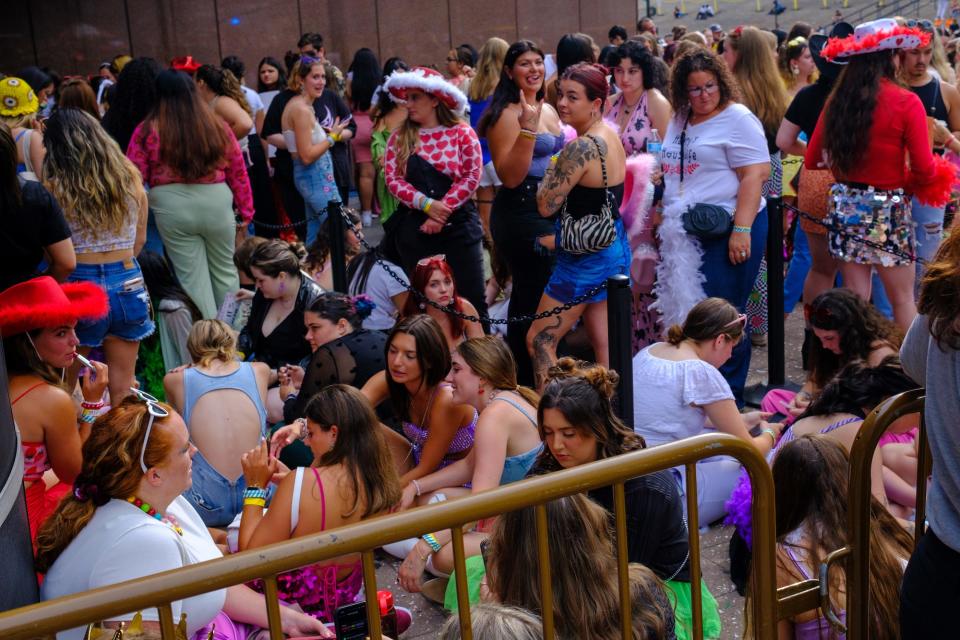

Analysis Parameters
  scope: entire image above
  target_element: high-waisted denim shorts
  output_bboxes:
[68,258,155,346]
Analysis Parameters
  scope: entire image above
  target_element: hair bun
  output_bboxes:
[351,294,376,320]
[581,365,619,400]
[666,324,685,345]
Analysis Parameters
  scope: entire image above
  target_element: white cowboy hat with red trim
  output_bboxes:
[821,18,929,60]
[383,67,468,113]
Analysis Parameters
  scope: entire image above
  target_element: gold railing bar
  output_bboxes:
[450,527,473,640]
[157,603,176,639]
[535,503,555,639]
[612,482,631,640]
[685,463,703,640]
[776,580,822,619]
[0,435,778,640]
[261,576,284,640]
[914,410,931,547]
[361,551,383,640]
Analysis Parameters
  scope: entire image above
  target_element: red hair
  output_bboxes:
[560,62,610,110]
[401,257,466,338]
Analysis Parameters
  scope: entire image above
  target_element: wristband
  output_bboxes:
[423,198,433,214]
[330,131,342,143]
[518,128,537,140]
[549,153,560,166]
[81,400,105,410]
[326,135,336,147]
[412,478,423,496]
[243,487,268,500]
[243,497,266,508]
[297,417,308,440]
[422,532,442,553]
[761,428,777,444]
[285,393,298,402]
[78,410,98,424]
[732,224,752,234]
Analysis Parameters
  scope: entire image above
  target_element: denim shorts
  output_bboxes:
[184,447,273,527]
[68,258,155,346]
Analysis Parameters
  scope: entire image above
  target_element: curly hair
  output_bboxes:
[101,57,162,153]
[608,40,658,91]
[668,48,740,116]
[797,357,918,420]
[822,50,897,175]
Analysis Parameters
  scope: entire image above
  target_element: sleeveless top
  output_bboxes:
[782,527,848,640]
[606,90,655,155]
[490,395,543,485]
[402,385,478,469]
[182,363,268,429]
[13,382,50,483]
[528,132,566,178]
[68,195,139,254]
[282,120,325,154]
[910,77,949,121]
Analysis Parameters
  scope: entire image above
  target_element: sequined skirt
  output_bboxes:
[826,183,916,266]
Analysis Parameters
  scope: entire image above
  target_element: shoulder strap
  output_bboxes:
[11,381,47,405]
[491,395,537,426]
[21,129,34,172]
[585,134,608,189]
[311,467,327,531]
[290,467,305,533]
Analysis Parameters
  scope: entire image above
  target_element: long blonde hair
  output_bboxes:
[42,108,141,240]
[728,26,789,141]
[469,38,510,101]
[392,102,463,174]
[197,65,253,116]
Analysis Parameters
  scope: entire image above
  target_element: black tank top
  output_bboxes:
[910,77,949,119]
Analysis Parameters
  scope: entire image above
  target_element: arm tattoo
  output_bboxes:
[537,137,602,215]
[532,316,563,390]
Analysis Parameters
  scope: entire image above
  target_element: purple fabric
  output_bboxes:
[192,611,256,640]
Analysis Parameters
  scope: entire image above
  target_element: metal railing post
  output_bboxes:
[606,274,634,427]
[328,201,348,293]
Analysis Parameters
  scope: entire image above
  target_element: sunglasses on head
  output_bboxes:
[907,19,935,32]
[724,313,748,331]
[130,388,170,473]
[417,254,447,266]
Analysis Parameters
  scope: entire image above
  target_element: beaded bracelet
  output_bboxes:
[732,225,752,234]
[80,400,105,410]
[422,532,442,553]
[244,497,267,508]
[243,487,268,501]
[330,131,342,143]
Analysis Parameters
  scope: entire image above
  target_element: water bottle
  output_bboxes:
[646,129,662,161]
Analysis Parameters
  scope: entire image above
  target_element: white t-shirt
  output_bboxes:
[661,102,769,215]
[241,85,264,136]
[349,258,409,331]
[42,496,225,640]
[632,345,735,446]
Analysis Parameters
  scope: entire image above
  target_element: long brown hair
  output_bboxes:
[303,385,401,518]
[772,436,913,640]
[2,330,62,386]
[455,336,539,408]
[385,315,451,421]
[35,397,178,572]
[488,494,673,640]
[728,26,789,141]
[919,228,960,349]
[666,297,744,346]
[196,64,252,116]
[139,69,230,182]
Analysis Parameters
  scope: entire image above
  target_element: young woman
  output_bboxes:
[656,49,770,405]
[770,436,912,639]
[37,395,329,639]
[43,108,150,404]
[545,33,597,107]
[56,78,100,120]
[302,207,362,290]
[394,337,542,589]
[346,48,381,228]
[632,298,783,525]
[382,67,485,315]
[238,385,402,628]
[163,320,271,527]
[529,63,630,388]
[807,19,954,331]
[779,36,816,96]
[195,64,254,142]
[101,56,162,156]
[467,37,509,238]
[370,57,410,240]
[400,254,483,350]
[604,40,673,353]
[346,246,409,332]
[485,494,677,640]
[0,277,109,543]
[0,76,45,180]
[538,357,722,638]
[127,69,253,319]
[257,57,287,102]
[480,40,564,386]
[281,58,347,246]
[445,45,474,88]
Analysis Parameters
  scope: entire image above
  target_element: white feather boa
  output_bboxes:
[650,200,707,331]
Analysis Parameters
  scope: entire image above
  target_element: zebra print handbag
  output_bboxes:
[558,134,616,255]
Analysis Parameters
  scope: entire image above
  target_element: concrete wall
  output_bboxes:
[0,0,642,87]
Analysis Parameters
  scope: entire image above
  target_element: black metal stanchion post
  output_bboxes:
[606,275,634,427]
[328,201,348,293]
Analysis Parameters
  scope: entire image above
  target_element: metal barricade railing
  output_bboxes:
[846,389,928,640]
[0,434,779,640]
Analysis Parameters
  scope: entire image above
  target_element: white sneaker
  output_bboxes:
[361,210,373,227]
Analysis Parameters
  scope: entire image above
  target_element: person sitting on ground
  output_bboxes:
[37,394,329,639]
[302,208,362,290]
[238,385,407,630]
[484,493,677,640]
[139,250,203,372]
[346,245,409,333]
[765,435,912,639]
[400,254,483,352]
[163,319,271,527]
[219,235,268,332]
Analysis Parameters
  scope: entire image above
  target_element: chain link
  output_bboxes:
[784,202,929,267]
[332,203,607,325]
[249,213,317,231]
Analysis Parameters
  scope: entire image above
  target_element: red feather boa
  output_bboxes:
[908,154,958,207]
[821,26,930,60]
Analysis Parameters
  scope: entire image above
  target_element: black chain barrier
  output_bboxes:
[329,203,607,325]
[249,215,313,231]
[784,202,930,267]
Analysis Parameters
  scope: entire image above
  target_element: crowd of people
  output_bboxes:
[3,11,960,640]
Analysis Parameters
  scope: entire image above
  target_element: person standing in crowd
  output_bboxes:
[530,63,630,388]
[655,49,769,406]
[1,277,109,544]
[297,32,346,97]
[195,64,255,156]
[899,25,960,285]
[467,37,509,240]
[221,55,266,140]
[480,40,563,385]
[445,45,474,89]
[806,19,954,332]
[779,36,816,97]
[383,67,486,316]
[371,57,410,245]
[346,48,381,228]
[900,228,960,637]
[280,57,347,245]
[604,40,672,353]
[101,57,162,154]
[545,33,597,107]
[257,57,287,109]
[0,123,74,289]
[56,78,100,120]
[1,76,45,180]
[138,250,202,372]
[43,109,150,404]
[127,69,253,319]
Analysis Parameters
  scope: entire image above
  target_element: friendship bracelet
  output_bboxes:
[330,131,342,143]
[518,128,537,140]
[243,497,267,508]
[78,411,98,424]
[761,428,777,444]
[412,478,423,497]
[422,532,442,553]
[423,198,433,214]
[732,224,752,234]
[243,487,268,501]
[549,153,560,166]
[326,135,336,147]
[80,400,105,410]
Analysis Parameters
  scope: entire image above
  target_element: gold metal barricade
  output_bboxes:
[0,433,779,639]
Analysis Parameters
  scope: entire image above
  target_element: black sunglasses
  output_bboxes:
[907,19,935,32]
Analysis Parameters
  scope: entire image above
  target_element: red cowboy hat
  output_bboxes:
[0,277,108,337]
[170,55,202,73]
[383,67,468,113]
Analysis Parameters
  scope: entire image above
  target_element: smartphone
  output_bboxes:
[121,276,144,292]
[333,601,368,640]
